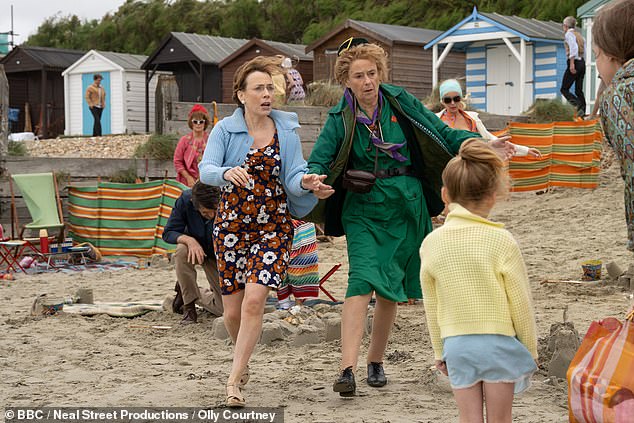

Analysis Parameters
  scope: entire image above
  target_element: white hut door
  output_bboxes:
[486,44,533,115]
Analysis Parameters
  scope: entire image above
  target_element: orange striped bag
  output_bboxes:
[567,310,634,422]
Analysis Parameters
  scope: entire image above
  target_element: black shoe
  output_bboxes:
[180,301,197,325]
[367,362,387,387]
[173,282,184,314]
[333,366,356,397]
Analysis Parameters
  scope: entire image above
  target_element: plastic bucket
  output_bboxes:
[582,260,602,281]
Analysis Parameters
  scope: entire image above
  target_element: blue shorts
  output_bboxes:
[442,334,537,394]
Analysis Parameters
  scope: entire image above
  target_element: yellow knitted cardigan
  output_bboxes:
[420,203,538,360]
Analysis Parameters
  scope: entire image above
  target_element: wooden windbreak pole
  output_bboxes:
[8,175,18,239]
[53,172,64,225]
[0,64,9,159]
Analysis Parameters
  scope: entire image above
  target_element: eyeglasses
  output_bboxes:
[192,120,206,125]
[442,96,461,104]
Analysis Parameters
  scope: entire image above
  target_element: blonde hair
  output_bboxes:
[334,43,389,85]
[593,0,634,64]
[442,139,508,205]
[232,56,280,107]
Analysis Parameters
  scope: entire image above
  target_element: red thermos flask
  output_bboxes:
[39,229,49,253]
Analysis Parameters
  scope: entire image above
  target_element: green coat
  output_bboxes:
[307,83,477,236]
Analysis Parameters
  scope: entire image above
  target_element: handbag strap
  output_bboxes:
[343,94,379,176]
[343,139,379,176]
[372,145,378,174]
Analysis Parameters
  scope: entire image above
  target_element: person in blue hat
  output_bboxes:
[436,79,541,158]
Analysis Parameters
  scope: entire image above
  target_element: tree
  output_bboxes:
[24,0,589,53]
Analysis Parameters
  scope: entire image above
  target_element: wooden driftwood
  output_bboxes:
[540,279,602,285]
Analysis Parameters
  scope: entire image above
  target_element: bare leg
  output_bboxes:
[222,290,245,344]
[453,383,485,423]
[366,295,397,364]
[340,293,373,370]
[227,283,269,385]
[483,382,514,423]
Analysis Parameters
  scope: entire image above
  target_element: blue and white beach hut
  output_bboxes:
[425,7,565,115]
[62,50,170,136]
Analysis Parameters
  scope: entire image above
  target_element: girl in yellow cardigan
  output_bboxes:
[420,139,538,423]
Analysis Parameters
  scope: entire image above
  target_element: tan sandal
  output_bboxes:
[239,365,250,387]
[226,383,245,408]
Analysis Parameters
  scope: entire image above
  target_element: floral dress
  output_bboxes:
[213,133,293,295]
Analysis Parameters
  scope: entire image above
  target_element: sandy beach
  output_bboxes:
[1,157,632,423]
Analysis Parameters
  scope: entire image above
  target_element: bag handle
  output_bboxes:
[343,95,379,176]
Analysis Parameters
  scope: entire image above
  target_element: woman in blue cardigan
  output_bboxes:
[199,56,332,408]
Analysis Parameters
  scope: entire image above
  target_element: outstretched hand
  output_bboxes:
[302,174,335,199]
[489,135,515,161]
[527,147,542,158]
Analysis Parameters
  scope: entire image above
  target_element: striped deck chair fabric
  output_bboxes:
[508,119,603,192]
[278,220,320,301]
[68,180,187,257]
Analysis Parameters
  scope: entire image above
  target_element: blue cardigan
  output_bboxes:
[199,108,317,218]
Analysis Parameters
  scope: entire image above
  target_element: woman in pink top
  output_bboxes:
[174,104,211,187]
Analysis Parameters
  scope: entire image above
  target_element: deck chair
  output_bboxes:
[278,220,342,304]
[9,172,65,242]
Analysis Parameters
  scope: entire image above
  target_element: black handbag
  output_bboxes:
[342,146,378,194]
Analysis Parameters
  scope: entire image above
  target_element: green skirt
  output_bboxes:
[342,175,431,302]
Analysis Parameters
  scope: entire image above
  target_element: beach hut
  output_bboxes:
[141,32,249,132]
[0,46,84,138]
[578,0,614,113]
[305,19,465,100]
[142,33,248,102]
[218,38,313,103]
[62,50,169,136]
[425,7,564,115]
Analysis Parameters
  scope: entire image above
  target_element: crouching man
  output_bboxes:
[163,181,223,324]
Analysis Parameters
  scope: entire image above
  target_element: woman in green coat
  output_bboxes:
[307,38,513,396]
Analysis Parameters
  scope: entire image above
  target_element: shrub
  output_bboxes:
[8,141,28,156]
[133,133,179,160]
[109,167,139,184]
[305,81,344,107]
[524,99,576,123]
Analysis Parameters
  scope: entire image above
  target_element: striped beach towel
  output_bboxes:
[278,220,320,301]
[68,180,187,257]
[508,119,603,192]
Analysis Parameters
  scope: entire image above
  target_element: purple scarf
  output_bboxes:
[343,88,407,162]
